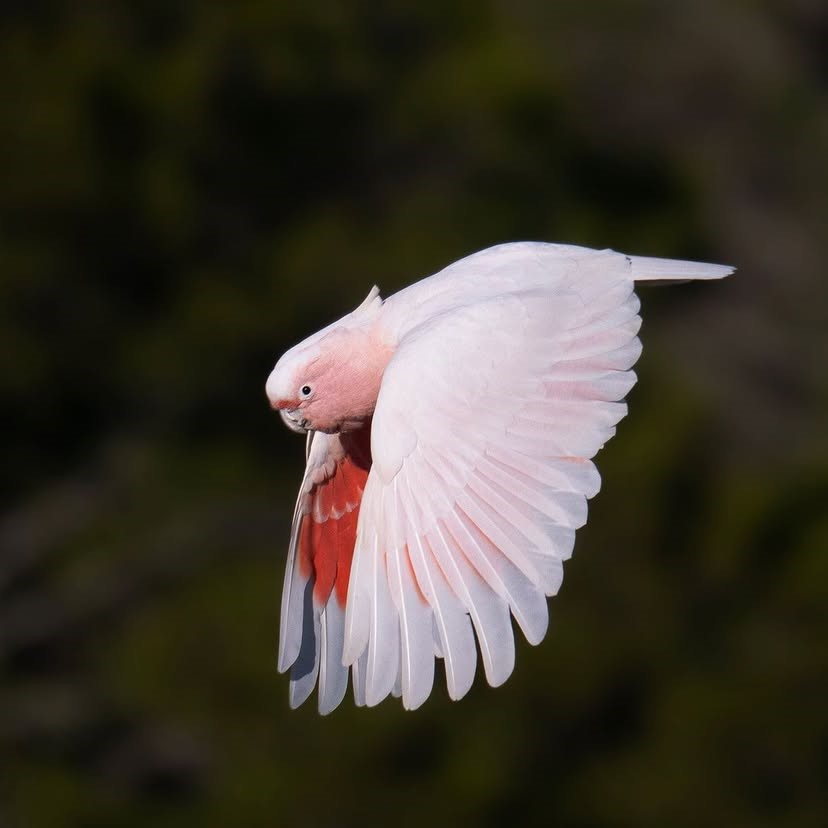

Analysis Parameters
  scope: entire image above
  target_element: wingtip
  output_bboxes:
[317,697,338,716]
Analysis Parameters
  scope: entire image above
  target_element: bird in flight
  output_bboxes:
[266,242,733,713]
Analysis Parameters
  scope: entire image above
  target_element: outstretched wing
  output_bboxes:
[278,427,371,713]
[343,252,642,709]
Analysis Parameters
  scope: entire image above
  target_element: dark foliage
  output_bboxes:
[1,2,826,826]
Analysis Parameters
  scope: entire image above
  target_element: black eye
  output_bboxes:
[300,385,312,398]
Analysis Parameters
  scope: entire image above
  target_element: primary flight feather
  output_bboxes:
[265,241,734,713]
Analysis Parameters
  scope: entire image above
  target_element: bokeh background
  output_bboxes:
[2,2,827,826]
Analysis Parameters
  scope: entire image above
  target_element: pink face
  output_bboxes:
[275,358,342,433]
[266,354,326,432]
[266,329,393,434]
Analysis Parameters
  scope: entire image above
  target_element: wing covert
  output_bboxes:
[344,257,642,709]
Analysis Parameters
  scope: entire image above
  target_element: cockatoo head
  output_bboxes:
[265,287,391,434]
[265,341,328,434]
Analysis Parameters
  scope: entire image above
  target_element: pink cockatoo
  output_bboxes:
[265,242,733,713]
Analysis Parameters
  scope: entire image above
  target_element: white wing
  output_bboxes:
[380,242,733,341]
[342,250,644,709]
[278,428,371,713]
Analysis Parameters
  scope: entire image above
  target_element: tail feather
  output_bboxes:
[628,255,735,283]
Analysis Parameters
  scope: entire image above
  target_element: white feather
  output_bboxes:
[288,580,321,709]
[387,546,435,709]
[485,446,602,498]
[409,529,477,700]
[449,502,549,645]
[476,456,588,532]
[402,463,478,699]
[364,523,400,706]
[274,240,733,712]
[352,648,368,707]
[433,516,515,687]
[317,598,349,715]
[277,473,313,673]
[628,254,735,281]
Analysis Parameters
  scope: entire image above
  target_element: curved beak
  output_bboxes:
[279,408,308,434]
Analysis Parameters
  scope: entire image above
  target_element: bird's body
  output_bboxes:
[265,242,733,713]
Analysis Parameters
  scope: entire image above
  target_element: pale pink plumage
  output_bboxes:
[265,241,734,712]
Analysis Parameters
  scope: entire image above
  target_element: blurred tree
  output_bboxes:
[1,2,826,827]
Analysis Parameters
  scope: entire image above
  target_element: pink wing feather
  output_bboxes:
[343,253,642,709]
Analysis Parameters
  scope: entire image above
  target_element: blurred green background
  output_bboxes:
[2,1,827,826]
